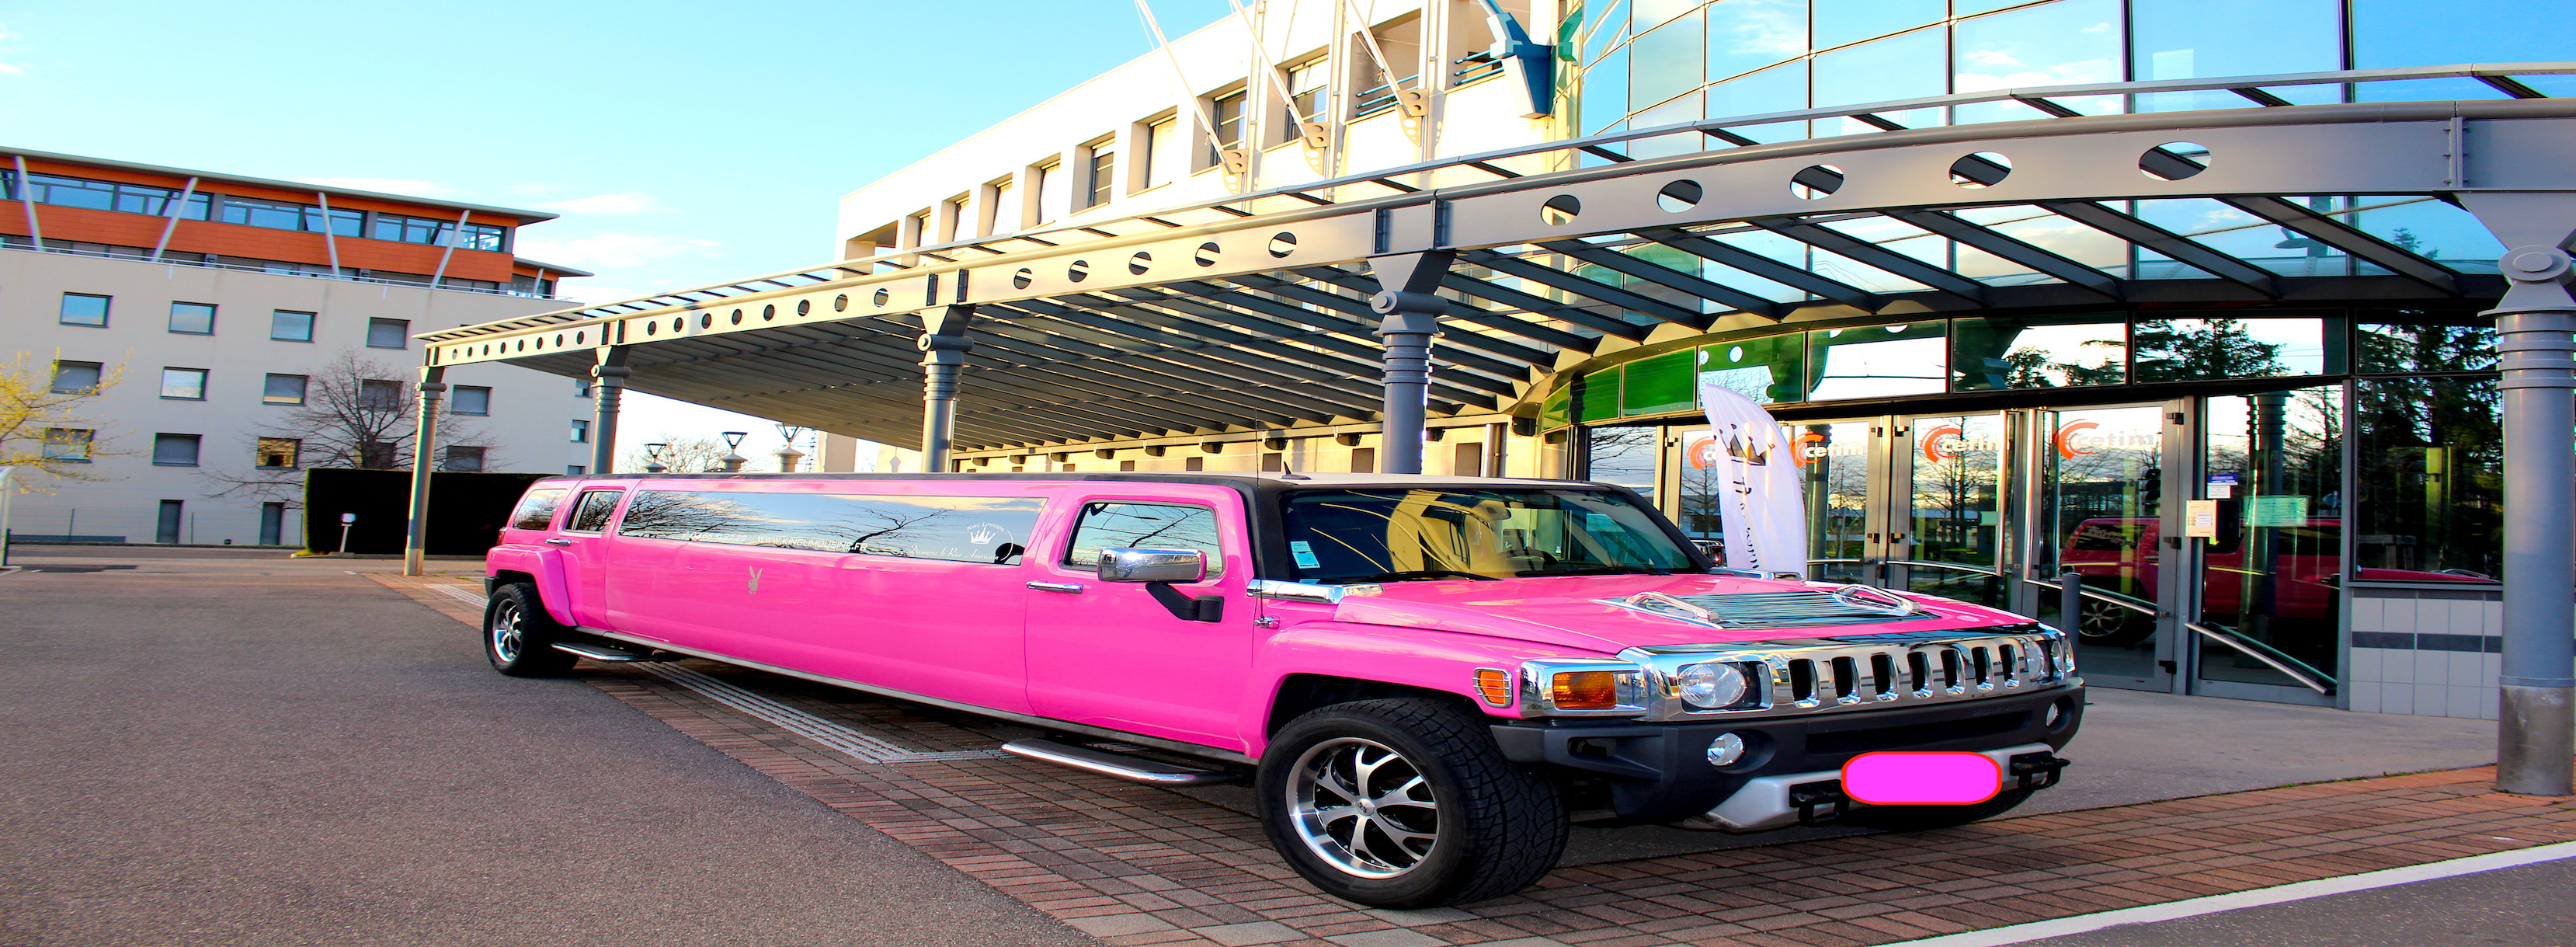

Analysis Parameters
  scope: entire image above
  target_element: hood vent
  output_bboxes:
[1597,590,1944,629]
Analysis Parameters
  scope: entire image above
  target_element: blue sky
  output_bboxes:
[0,0,1234,458]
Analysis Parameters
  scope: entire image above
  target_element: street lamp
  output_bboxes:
[718,430,749,473]
[774,423,807,472]
[643,442,669,474]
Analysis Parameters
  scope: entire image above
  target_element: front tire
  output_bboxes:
[484,583,576,677]
[1256,698,1566,908]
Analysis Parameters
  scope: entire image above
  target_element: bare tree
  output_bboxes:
[620,433,730,473]
[200,349,492,505]
[0,351,128,489]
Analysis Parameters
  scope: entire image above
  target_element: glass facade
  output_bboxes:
[1562,0,2576,134]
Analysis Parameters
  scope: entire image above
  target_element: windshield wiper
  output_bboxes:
[1344,569,1501,583]
[1517,566,1670,578]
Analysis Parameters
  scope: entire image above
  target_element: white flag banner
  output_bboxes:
[1697,380,1809,576]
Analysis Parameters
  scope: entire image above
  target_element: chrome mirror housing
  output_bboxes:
[1097,547,1206,583]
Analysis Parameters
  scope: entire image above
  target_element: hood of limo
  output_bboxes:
[1326,573,2031,653]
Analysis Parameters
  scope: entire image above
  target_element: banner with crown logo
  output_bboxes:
[1697,380,1809,576]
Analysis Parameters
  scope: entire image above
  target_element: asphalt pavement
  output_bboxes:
[0,548,1096,946]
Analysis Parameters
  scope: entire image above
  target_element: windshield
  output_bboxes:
[1278,487,1699,583]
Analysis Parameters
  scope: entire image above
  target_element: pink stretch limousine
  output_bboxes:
[484,472,2080,907]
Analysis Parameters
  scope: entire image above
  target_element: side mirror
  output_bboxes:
[1098,547,1207,583]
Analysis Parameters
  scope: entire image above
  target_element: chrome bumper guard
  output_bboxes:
[1692,743,2066,832]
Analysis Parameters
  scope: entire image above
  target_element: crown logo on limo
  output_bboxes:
[967,524,1000,545]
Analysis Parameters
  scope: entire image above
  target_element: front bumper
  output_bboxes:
[1489,683,2084,824]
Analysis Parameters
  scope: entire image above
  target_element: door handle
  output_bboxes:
[1026,581,1085,594]
[544,538,572,546]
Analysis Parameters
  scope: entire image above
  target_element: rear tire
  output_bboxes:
[484,583,576,677]
[1844,787,2033,832]
[1256,698,1566,908]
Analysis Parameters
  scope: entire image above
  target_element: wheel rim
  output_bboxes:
[1286,737,1440,879]
[2076,601,2129,640]
[490,599,524,662]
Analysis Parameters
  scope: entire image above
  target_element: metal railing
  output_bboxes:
[2018,574,2334,693]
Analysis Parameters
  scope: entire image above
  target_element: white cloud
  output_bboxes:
[0,23,26,75]
[298,177,454,197]
[534,192,664,215]
[514,232,720,270]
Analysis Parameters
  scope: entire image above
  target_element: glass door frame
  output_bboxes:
[2008,399,2191,695]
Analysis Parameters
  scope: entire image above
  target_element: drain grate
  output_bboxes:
[640,663,1006,764]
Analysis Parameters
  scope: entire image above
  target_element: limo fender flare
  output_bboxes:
[1239,621,1613,759]
[487,545,578,628]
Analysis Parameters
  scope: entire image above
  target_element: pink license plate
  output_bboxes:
[1841,752,2002,805]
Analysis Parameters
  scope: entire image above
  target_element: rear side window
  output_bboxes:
[1062,502,1225,576]
[565,489,624,533]
[509,489,567,530]
[617,490,1044,564]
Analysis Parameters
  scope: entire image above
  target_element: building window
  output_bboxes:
[50,360,103,395]
[1083,144,1116,209]
[371,214,505,251]
[160,367,209,400]
[1284,57,1329,138]
[360,440,398,468]
[574,378,593,398]
[571,419,590,443]
[256,437,301,469]
[1032,162,1060,225]
[218,196,361,235]
[41,428,93,461]
[1207,91,1247,168]
[451,385,492,416]
[1140,117,1175,190]
[983,177,1016,235]
[358,379,405,412]
[263,374,309,406]
[152,433,202,467]
[443,445,487,472]
[4,170,210,218]
[271,310,315,342]
[60,293,110,327]
[367,318,411,350]
[168,302,217,335]
[566,465,586,475]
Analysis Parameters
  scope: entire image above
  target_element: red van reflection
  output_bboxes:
[2058,517,2492,645]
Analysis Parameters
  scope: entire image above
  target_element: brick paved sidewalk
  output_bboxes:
[373,573,2576,947]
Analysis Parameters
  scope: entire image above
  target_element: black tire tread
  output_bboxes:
[485,583,577,677]
[1261,697,1566,907]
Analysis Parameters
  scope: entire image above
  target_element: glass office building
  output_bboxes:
[1541,0,2574,712]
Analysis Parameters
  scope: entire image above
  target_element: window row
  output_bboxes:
[39,429,499,473]
[55,293,411,346]
[2,169,508,250]
[46,360,495,415]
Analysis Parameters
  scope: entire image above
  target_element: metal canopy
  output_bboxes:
[421,65,2576,451]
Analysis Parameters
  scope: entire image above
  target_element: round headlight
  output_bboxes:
[1705,732,1746,767]
[1677,662,1749,709]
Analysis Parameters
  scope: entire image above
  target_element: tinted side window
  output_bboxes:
[566,489,624,532]
[1062,502,1225,576]
[617,490,1042,564]
[509,489,567,531]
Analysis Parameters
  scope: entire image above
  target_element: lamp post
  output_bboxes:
[643,442,669,474]
[718,431,749,473]
[774,424,807,473]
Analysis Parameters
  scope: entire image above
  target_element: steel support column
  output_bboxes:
[2463,193,2576,797]
[919,305,975,473]
[1367,251,1453,475]
[591,346,630,475]
[402,366,447,577]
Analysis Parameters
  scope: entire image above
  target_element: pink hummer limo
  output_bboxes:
[483,472,2079,907]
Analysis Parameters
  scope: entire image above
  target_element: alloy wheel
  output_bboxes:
[490,599,524,661]
[1286,737,1441,878]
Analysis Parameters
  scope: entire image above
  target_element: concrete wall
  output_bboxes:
[4,249,590,546]
[2345,585,2512,721]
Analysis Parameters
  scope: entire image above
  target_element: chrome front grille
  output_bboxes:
[1613,624,2074,722]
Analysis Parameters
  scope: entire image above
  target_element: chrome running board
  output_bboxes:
[551,640,667,663]
[1002,739,1240,785]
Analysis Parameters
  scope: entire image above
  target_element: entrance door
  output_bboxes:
[1790,419,1882,584]
[156,500,183,545]
[2186,388,2342,704]
[1886,413,2012,609]
[2029,404,2180,691]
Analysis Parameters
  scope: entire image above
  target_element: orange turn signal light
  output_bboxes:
[1551,671,1620,709]
[1472,668,1513,705]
